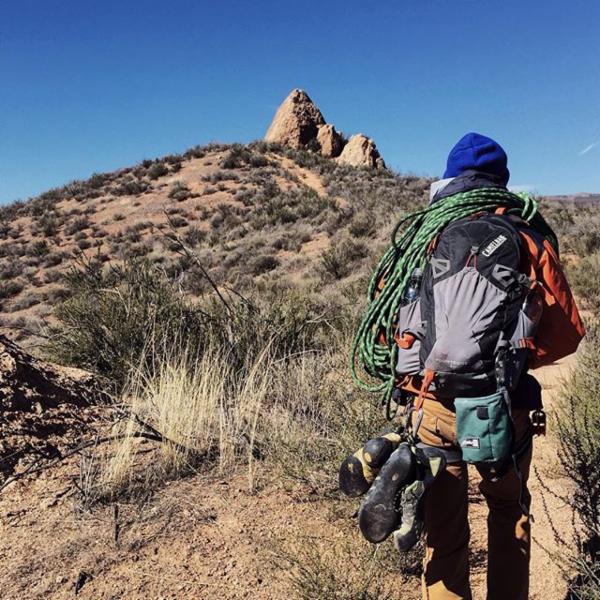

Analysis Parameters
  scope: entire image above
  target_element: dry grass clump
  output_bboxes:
[90,334,382,503]
[96,344,271,500]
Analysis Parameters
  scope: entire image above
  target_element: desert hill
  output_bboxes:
[2,88,597,354]
[0,141,427,350]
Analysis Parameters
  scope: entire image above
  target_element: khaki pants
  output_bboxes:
[414,398,532,600]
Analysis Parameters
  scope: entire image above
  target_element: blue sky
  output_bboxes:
[1,0,599,203]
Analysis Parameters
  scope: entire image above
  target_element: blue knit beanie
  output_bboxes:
[443,132,509,185]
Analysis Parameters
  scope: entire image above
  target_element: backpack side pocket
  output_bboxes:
[395,300,424,377]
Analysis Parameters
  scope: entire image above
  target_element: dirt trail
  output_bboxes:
[0,357,577,600]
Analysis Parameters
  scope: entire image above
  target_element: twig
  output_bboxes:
[113,503,120,547]
[0,431,161,493]
[161,211,233,315]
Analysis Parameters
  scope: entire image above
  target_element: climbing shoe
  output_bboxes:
[358,442,416,543]
[393,446,447,552]
[339,432,402,498]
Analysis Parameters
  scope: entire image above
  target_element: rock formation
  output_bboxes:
[337,134,386,169]
[264,89,325,149]
[265,89,385,168]
[317,124,344,158]
[0,334,107,481]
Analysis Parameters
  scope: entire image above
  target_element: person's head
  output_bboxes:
[444,132,509,184]
[429,132,510,201]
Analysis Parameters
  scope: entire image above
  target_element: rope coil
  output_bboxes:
[350,188,557,413]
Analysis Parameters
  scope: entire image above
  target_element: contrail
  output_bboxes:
[579,140,600,156]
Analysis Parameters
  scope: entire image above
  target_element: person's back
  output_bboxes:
[343,132,585,600]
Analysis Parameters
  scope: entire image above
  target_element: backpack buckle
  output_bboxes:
[531,409,546,436]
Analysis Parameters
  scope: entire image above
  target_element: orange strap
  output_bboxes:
[427,234,440,254]
[518,337,536,350]
[396,332,416,349]
[414,368,435,411]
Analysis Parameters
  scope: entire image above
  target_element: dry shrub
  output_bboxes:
[278,533,419,600]
[320,238,369,280]
[262,342,386,490]
[568,252,600,313]
[540,320,600,598]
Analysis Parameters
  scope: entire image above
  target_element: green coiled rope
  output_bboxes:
[350,187,557,415]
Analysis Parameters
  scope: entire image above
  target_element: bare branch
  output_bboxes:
[161,210,233,314]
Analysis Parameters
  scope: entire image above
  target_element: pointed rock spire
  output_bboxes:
[265,89,326,149]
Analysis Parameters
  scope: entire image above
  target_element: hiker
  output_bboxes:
[343,133,585,600]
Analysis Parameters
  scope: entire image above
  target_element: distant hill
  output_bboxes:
[546,192,600,203]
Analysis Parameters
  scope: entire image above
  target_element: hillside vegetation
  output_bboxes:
[1,142,600,599]
[0,142,428,349]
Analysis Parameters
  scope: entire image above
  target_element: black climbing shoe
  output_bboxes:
[358,442,416,543]
[393,446,447,552]
[339,433,401,498]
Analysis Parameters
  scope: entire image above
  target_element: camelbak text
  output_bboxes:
[482,234,508,257]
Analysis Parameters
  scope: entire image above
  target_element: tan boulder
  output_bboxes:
[337,134,386,169]
[265,89,325,148]
[265,89,386,168]
[316,124,345,158]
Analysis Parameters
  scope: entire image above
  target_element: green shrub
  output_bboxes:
[39,213,59,237]
[184,226,206,246]
[349,211,376,238]
[44,252,65,267]
[568,253,600,312]
[46,259,206,391]
[0,258,24,279]
[220,145,271,169]
[113,179,149,196]
[147,162,169,180]
[251,254,279,275]
[65,216,90,236]
[9,293,40,312]
[168,181,191,202]
[28,240,49,257]
[76,239,92,250]
[320,239,369,280]
[0,280,24,299]
[168,215,188,228]
[46,259,333,392]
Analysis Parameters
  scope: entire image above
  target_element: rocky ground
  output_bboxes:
[0,334,108,483]
[0,354,576,600]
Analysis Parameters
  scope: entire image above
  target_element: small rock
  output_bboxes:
[337,134,386,169]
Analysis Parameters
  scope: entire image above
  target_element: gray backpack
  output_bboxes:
[395,213,541,471]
